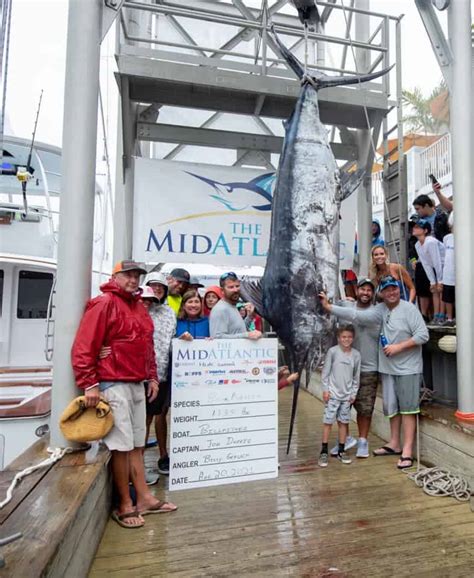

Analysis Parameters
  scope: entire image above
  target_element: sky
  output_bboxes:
[4,0,464,148]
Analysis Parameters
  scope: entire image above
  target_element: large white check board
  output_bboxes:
[169,338,279,491]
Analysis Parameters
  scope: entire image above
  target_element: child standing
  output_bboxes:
[412,219,446,325]
[318,325,361,467]
[442,213,455,326]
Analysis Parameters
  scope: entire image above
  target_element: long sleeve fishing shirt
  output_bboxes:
[209,299,249,339]
[331,300,429,376]
[321,345,361,400]
[415,236,446,285]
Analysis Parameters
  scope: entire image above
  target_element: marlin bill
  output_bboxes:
[242,29,392,451]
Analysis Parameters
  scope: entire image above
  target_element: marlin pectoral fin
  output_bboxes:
[240,278,264,316]
[339,168,365,201]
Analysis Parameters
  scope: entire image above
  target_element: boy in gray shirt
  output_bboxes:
[318,325,361,468]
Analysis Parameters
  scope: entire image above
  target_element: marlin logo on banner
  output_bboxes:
[133,158,357,268]
[185,171,275,212]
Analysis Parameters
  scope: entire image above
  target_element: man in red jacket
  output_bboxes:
[72,260,177,529]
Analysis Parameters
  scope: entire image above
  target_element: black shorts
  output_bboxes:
[146,381,171,416]
[414,262,431,298]
[442,284,455,304]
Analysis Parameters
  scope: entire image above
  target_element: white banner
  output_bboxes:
[133,158,356,269]
[169,338,279,491]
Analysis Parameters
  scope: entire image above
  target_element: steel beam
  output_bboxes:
[50,0,102,448]
[414,0,453,89]
[355,0,372,277]
[136,121,358,160]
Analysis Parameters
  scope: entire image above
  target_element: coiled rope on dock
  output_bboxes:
[0,447,72,510]
[407,466,472,502]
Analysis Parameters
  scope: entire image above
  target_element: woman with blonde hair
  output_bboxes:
[369,245,416,303]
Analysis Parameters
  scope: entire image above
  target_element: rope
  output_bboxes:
[303,21,309,75]
[339,0,403,268]
[0,447,73,510]
[407,466,471,502]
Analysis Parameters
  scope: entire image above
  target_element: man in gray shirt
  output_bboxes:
[210,272,262,340]
[319,275,429,470]
[332,278,380,459]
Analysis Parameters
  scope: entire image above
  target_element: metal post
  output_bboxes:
[395,18,406,265]
[113,103,135,263]
[128,0,152,159]
[449,0,474,419]
[50,0,102,447]
[355,0,372,276]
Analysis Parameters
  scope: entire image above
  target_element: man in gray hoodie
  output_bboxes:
[319,275,429,470]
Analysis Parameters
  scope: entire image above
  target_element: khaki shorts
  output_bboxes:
[100,382,146,451]
[353,371,379,417]
[381,373,422,418]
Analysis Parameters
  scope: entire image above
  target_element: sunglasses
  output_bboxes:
[220,271,238,282]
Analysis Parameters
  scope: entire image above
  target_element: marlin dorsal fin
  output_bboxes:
[339,168,365,201]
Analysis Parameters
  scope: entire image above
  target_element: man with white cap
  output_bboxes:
[145,272,177,478]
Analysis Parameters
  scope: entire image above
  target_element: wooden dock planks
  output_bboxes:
[90,389,474,577]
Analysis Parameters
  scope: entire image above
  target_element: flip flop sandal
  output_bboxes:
[112,510,145,529]
[397,457,414,470]
[139,500,178,515]
[372,446,402,457]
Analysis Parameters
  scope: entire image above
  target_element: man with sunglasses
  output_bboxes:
[210,272,262,340]
[319,275,428,470]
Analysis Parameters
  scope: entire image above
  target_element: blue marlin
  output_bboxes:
[242,30,391,452]
[185,171,275,211]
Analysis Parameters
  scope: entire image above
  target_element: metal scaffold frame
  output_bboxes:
[113,0,405,267]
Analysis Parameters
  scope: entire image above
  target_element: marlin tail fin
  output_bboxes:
[271,26,393,88]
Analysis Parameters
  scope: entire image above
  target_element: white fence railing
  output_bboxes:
[371,170,384,208]
[418,133,451,188]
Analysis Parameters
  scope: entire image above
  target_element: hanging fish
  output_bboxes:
[242,30,392,452]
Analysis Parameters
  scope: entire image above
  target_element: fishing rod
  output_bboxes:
[17,89,43,216]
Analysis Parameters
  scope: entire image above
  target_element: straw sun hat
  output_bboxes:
[59,396,114,443]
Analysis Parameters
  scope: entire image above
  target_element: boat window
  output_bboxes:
[17,270,54,319]
[0,270,3,316]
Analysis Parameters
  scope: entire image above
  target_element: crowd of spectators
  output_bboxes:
[365,181,455,326]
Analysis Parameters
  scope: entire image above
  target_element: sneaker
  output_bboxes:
[145,469,160,486]
[337,451,352,465]
[318,453,329,468]
[157,455,170,475]
[330,435,357,456]
[356,438,369,458]
[443,319,456,328]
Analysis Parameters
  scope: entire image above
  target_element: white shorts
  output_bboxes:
[100,382,146,451]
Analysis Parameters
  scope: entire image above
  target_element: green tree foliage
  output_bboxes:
[402,81,448,135]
